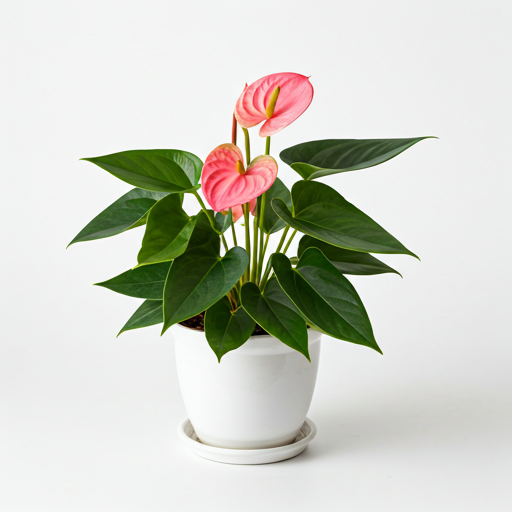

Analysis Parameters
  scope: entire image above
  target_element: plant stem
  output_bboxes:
[255,135,272,284]
[230,209,238,246]
[243,203,251,282]
[251,214,258,282]
[192,191,229,252]
[231,114,237,145]
[242,127,251,165]
[257,232,269,282]
[259,225,290,289]
[282,229,297,255]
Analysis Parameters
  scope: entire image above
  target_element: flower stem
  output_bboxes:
[230,209,238,246]
[231,114,237,145]
[265,136,271,155]
[282,229,297,255]
[243,203,251,282]
[242,127,251,165]
[257,232,269,282]
[192,191,229,252]
[259,225,290,289]
[251,214,258,282]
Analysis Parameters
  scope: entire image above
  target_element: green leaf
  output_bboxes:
[241,279,309,360]
[81,149,203,193]
[204,297,255,362]
[215,210,232,233]
[67,188,169,247]
[258,178,292,234]
[185,210,220,256]
[298,235,401,276]
[95,261,171,299]
[137,194,196,267]
[162,247,249,333]
[117,300,163,336]
[272,249,381,353]
[272,180,417,258]
[280,137,435,180]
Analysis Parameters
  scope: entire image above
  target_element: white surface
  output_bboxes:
[1,0,511,511]
[177,418,317,465]
[174,326,321,449]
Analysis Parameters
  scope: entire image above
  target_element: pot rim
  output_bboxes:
[172,323,322,356]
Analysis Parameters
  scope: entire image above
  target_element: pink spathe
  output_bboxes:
[202,143,277,212]
[234,73,314,137]
[227,199,257,223]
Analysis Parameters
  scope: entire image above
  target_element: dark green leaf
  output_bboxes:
[280,137,435,180]
[272,249,381,353]
[205,297,255,362]
[81,149,203,193]
[162,247,249,333]
[137,194,196,267]
[67,188,169,247]
[215,210,232,233]
[95,261,171,299]
[258,178,292,234]
[298,235,401,276]
[272,180,417,258]
[185,211,220,256]
[117,300,163,336]
[241,279,309,360]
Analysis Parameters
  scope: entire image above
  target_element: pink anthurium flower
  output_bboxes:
[202,144,277,212]
[225,199,257,223]
[234,73,313,137]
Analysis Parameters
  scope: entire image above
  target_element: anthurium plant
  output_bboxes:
[69,72,434,362]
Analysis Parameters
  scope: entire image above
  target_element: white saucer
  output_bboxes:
[177,418,317,465]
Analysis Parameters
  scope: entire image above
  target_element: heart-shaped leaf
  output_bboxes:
[241,279,309,360]
[272,180,417,258]
[82,149,203,193]
[185,210,220,256]
[95,261,171,300]
[67,188,169,247]
[258,177,292,234]
[162,247,249,333]
[272,249,381,353]
[280,137,435,180]
[298,235,400,276]
[118,300,163,336]
[215,210,232,233]
[205,297,255,362]
[137,194,196,267]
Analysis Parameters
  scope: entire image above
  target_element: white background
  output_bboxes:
[1,0,511,510]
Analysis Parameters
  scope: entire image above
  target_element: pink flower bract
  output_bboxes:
[234,73,314,137]
[202,144,277,212]
[227,199,257,223]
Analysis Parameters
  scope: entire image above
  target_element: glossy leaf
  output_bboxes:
[272,249,381,353]
[215,210,232,233]
[298,235,400,276]
[272,180,417,258]
[205,297,255,362]
[258,177,292,234]
[137,194,196,267]
[82,149,203,193]
[162,247,249,334]
[280,137,434,180]
[118,300,163,336]
[241,279,309,360]
[67,188,169,247]
[95,261,171,299]
[185,210,220,256]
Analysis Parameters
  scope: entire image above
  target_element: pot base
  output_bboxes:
[177,418,317,465]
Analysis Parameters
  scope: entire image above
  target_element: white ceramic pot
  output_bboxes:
[172,325,322,449]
